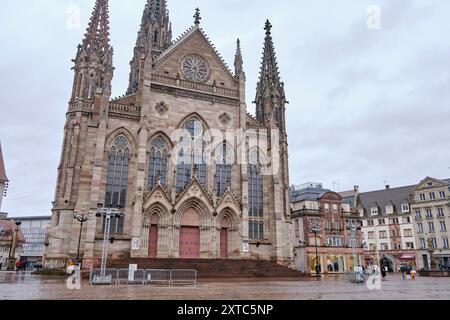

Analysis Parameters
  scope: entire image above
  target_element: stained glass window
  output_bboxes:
[104,135,129,234]
[147,138,168,190]
[248,150,264,240]
[176,119,207,193]
[215,142,232,197]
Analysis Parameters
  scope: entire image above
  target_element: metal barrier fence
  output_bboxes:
[116,269,146,285]
[89,268,197,286]
[145,269,172,285]
[344,271,369,284]
[89,268,118,285]
[171,269,198,286]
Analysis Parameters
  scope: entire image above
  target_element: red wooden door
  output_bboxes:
[148,225,158,258]
[179,227,200,258]
[220,228,228,258]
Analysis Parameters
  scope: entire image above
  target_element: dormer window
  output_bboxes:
[385,205,394,215]
[370,207,379,216]
[401,203,410,213]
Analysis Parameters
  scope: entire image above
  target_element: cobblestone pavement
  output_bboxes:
[0,272,449,300]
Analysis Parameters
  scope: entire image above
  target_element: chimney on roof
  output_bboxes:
[354,185,359,192]
[385,185,390,190]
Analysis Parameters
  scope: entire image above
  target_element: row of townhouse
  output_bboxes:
[340,177,450,271]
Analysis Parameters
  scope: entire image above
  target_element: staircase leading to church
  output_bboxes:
[103,258,306,279]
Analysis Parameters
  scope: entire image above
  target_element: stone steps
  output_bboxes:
[102,258,306,278]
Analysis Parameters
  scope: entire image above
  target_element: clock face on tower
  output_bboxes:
[181,55,209,82]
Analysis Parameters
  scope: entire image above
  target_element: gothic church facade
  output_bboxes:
[44,0,293,269]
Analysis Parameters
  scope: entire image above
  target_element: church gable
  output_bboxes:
[174,178,215,213]
[154,27,237,89]
[143,185,172,211]
[216,189,241,216]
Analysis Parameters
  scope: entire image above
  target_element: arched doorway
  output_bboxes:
[220,218,230,258]
[380,254,395,272]
[179,208,200,258]
[148,214,159,258]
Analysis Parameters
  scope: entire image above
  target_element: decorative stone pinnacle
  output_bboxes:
[194,7,201,25]
[234,38,244,75]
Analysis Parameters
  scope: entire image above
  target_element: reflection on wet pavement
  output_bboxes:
[1,272,449,300]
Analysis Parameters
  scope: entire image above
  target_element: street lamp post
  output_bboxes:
[346,218,360,272]
[93,205,124,284]
[73,209,93,263]
[7,221,21,270]
[309,219,321,275]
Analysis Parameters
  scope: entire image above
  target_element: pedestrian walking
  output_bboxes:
[406,266,411,280]
[411,268,417,280]
[381,267,387,279]
[400,265,406,280]
[15,259,22,272]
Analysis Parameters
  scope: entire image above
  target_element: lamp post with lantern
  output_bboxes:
[309,219,321,275]
[73,209,94,264]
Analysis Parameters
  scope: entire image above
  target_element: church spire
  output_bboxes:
[70,0,113,103]
[82,0,111,53]
[136,0,172,53]
[255,20,287,131]
[234,39,243,76]
[257,20,281,90]
[127,0,172,95]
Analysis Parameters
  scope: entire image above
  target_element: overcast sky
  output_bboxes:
[0,0,449,216]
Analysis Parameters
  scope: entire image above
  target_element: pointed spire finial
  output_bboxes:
[194,8,201,25]
[264,19,272,35]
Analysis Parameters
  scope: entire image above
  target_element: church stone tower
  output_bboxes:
[44,0,294,270]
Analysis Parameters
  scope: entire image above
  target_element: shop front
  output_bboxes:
[308,253,324,274]
[399,253,417,269]
[326,254,345,273]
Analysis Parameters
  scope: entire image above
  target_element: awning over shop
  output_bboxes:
[400,254,416,260]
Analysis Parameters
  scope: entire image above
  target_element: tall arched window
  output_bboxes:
[147,137,169,190]
[248,150,264,240]
[104,135,130,234]
[153,28,160,44]
[215,142,232,197]
[176,119,207,193]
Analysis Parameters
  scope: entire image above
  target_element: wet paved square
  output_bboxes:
[0,272,449,300]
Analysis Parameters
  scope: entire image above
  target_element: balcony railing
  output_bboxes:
[151,74,239,98]
[68,101,94,113]
[108,103,141,119]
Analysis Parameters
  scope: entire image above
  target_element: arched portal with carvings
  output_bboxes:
[142,203,170,258]
[179,208,201,258]
[216,208,241,259]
